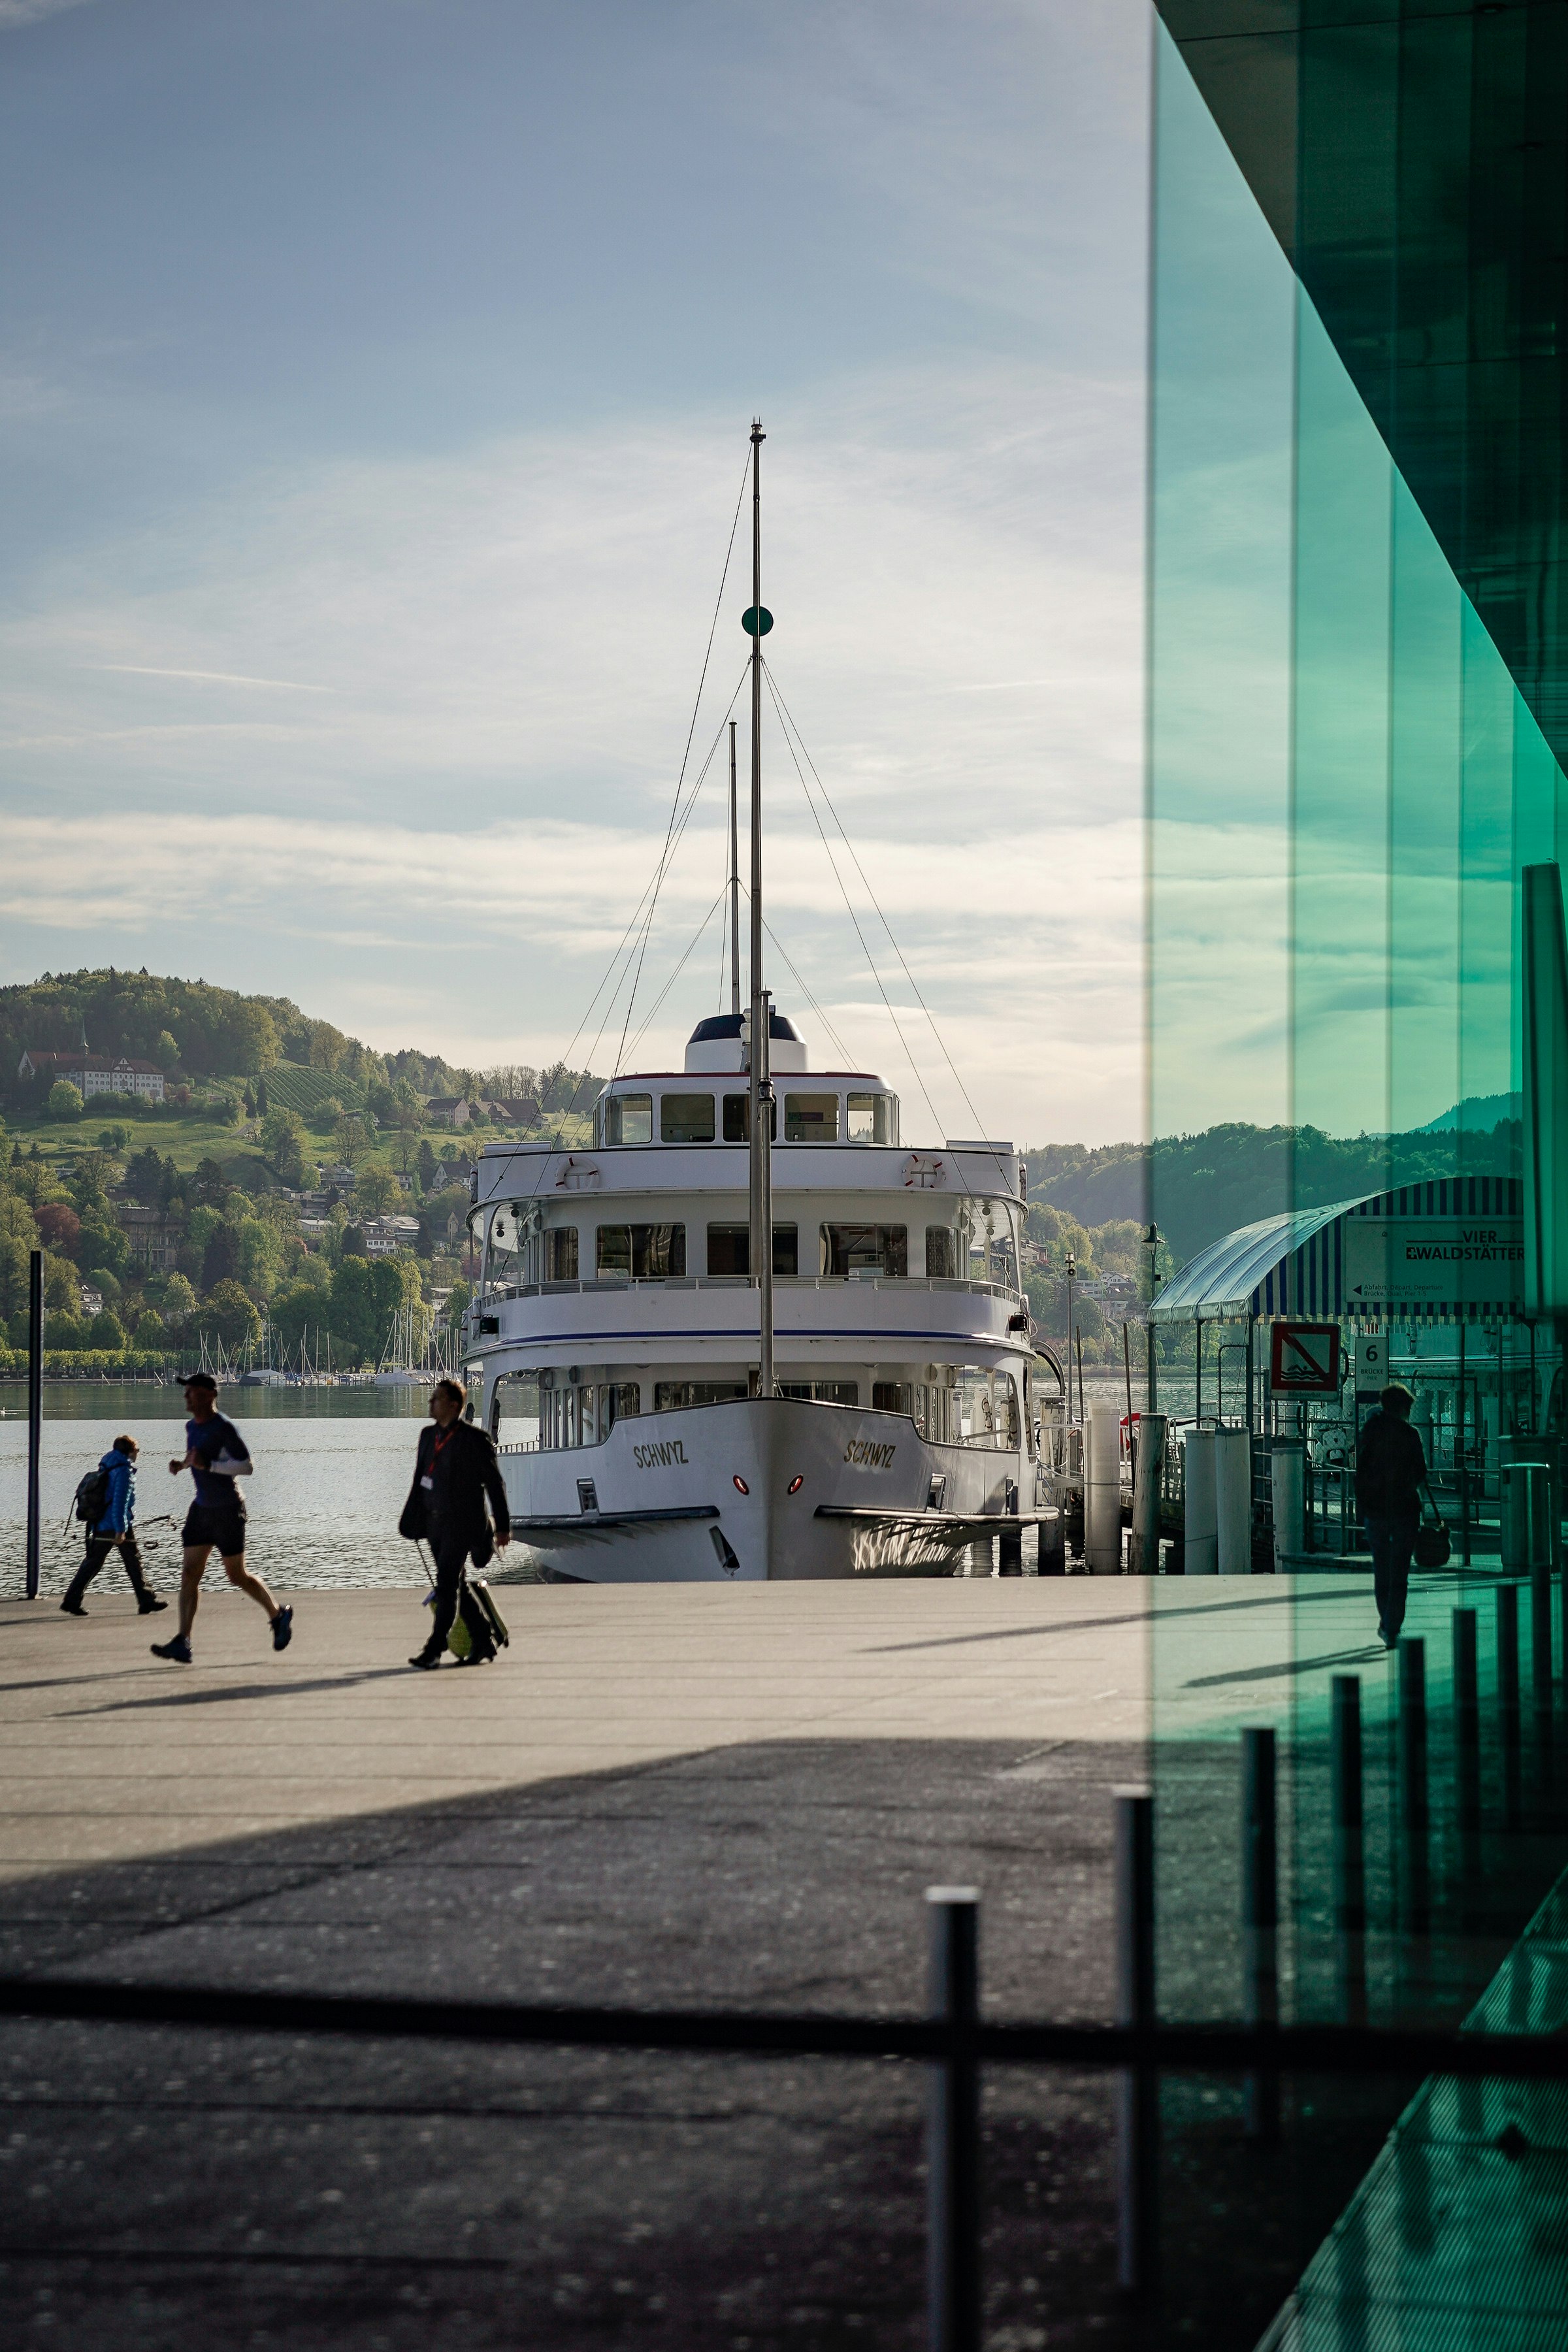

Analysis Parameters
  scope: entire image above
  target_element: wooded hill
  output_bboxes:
[1027,1116,1523,1267]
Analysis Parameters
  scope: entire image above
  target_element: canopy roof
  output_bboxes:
[1149,1198,1373,1324]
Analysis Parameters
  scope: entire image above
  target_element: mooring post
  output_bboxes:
[25,1248,42,1602]
[926,1887,980,2352]
[1241,1727,1279,2141]
[1114,1789,1157,2296]
[1497,1582,1522,1829]
[1453,1609,1481,1891]
[1399,1638,1430,1938]
[1330,1677,1366,2026]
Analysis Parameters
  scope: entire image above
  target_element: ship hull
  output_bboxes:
[497,1396,1026,1583]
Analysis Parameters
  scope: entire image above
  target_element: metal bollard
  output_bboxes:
[998,1520,1023,1576]
[1036,1511,1065,1575]
[1114,1789,1157,2297]
[1330,1677,1367,2026]
[1497,1583,1522,1829]
[1241,1727,1279,2141]
[1399,1638,1430,1936]
[1453,1609,1481,1889]
[926,1887,980,2352]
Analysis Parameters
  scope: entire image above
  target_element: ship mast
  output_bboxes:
[728,719,740,1018]
[745,419,775,1397]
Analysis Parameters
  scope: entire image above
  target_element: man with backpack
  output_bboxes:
[1356,1382,1429,1649]
[150,1372,293,1666]
[400,1377,511,1668]
[59,1435,167,1617]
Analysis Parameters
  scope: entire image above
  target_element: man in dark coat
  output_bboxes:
[400,1377,512,1669]
[1356,1382,1428,1648]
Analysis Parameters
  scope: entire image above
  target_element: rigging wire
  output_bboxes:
[613,444,753,1079]
[763,659,995,1149]
[760,661,946,1143]
[621,885,731,1066]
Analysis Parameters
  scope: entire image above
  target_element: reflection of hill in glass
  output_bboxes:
[1414,1091,1522,1134]
[1027,1115,1523,1269]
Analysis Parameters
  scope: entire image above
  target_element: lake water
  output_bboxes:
[0,1386,538,1600]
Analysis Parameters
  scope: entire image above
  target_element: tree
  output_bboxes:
[201,1224,240,1292]
[35,1203,81,1259]
[255,1073,269,1117]
[260,1106,310,1188]
[133,1308,166,1348]
[154,1030,180,1070]
[417,1139,438,1191]
[123,1146,176,1205]
[353,1162,399,1217]
[77,1216,129,1279]
[192,1278,261,1352]
[191,1158,231,1206]
[45,1080,83,1120]
[88,1309,127,1350]
[334,1111,368,1166]
[235,1215,287,1299]
[160,1274,198,1327]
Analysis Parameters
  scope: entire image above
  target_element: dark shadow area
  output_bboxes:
[68,1669,413,1714]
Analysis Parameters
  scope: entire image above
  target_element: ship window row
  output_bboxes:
[511,1367,1019,1451]
[598,1090,898,1147]
[525,1222,1005,1281]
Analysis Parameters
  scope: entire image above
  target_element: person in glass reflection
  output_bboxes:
[1356,1382,1428,1648]
[400,1377,511,1669]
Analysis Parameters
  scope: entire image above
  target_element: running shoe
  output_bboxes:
[59,1597,87,1616]
[151,1635,192,1665]
[138,1595,168,1615]
[271,1605,293,1652]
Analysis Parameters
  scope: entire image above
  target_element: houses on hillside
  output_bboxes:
[20,1050,165,1103]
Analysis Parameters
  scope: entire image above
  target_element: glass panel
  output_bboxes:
[653,1380,749,1410]
[925,1226,957,1279]
[602,1093,651,1145]
[784,1092,839,1142]
[597,1223,685,1278]
[723,1093,748,1142]
[845,1092,891,1143]
[777,1379,858,1405]
[543,1228,578,1281]
[706,1224,798,1277]
[819,1224,907,1278]
[661,1092,714,1143]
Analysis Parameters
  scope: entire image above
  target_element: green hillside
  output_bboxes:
[263,1064,367,1117]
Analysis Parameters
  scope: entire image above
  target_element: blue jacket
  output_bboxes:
[95,1449,135,1538]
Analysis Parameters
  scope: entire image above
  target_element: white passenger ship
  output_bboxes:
[461,422,1052,1580]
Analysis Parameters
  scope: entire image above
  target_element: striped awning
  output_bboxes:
[1149,1178,1525,1324]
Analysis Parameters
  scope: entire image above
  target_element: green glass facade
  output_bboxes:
[1146,11,1568,2341]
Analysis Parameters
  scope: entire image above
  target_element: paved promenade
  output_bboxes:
[0,1579,1151,2351]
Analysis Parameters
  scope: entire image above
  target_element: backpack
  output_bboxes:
[73,1466,111,1527]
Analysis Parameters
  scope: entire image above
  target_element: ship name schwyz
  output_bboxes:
[844,1439,897,1470]
[633,1440,690,1469]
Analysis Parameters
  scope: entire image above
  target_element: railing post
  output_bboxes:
[25,1248,42,1602]
[1115,1789,1158,2296]
[1241,1727,1279,2141]
[926,1887,980,2352]
[1399,1637,1430,1937]
[1498,1582,1522,1829]
[1453,1609,1481,1891]
[1330,1677,1366,2026]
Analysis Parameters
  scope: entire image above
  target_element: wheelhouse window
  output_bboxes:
[707,1223,798,1276]
[924,1226,957,1279]
[846,1092,896,1144]
[597,1222,686,1277]
[779,1379,858,1405]
[661,1092,715,1143]
[543,1228,579,1281]
[872,1381,913,1413]
[600,1381,640,1428]
[653,1379,749,1410]
[819,1223,907,1278]
[785,1092,839,1143]
[723,1092,775,1141]
[600,1092,652,1145]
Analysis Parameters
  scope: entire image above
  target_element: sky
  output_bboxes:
[0,0,1150,1146]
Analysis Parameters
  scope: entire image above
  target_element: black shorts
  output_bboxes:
[183,1498,248,1558]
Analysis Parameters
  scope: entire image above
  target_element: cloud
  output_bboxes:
[0,0,99,26]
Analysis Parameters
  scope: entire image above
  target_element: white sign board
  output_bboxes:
[1341,1217,1524,1311]
[1351,1332,1388,1392]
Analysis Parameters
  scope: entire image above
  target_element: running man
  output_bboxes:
[150,1373,292,1665]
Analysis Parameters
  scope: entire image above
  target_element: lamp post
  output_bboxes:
[1145,1224,1161,1412]
[1064,1252,1077,1423]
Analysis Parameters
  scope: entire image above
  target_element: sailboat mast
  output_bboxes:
[746,419,774,1398]
[728,719,740,1019]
